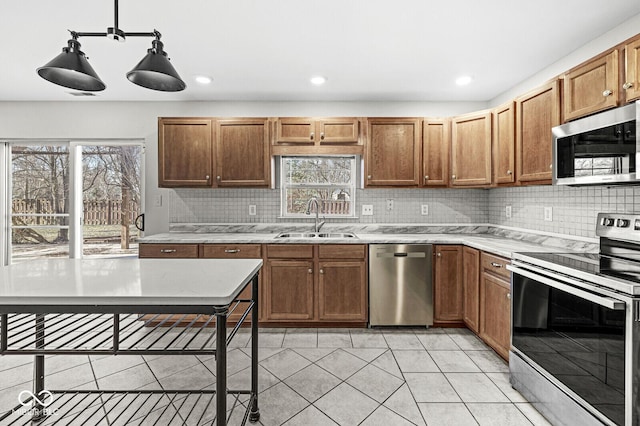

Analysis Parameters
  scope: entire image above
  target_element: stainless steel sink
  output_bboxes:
[275,232,357,239]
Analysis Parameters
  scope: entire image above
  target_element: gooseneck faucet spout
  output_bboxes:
[306,197,326,232]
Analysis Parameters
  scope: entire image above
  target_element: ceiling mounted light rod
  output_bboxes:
[36,0,186,92]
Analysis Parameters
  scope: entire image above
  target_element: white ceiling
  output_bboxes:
[2,0,640,102]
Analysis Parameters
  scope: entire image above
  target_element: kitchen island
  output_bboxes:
[0,258,262,426]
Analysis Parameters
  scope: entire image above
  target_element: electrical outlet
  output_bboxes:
[421,204,429,215]
[362,205,374,216]
[386,199,394,210]
[505,205,512,218]
[544,206,553,221]
[248,205,257,216]
[153,195,162,207]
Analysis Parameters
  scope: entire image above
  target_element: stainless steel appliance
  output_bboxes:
[552,101,638,186]
[508,213,640,426]
[369,244,433,326]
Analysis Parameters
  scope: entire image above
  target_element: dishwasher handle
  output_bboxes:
[376,252,427,258]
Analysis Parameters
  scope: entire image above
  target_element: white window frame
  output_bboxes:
[280,155,357,218]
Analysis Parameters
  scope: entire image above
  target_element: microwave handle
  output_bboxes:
[508,265,626,310]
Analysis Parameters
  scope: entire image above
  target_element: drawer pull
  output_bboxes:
[623,82,634,90]
[224,249,240,253]
[320,132,325,140]
[603,89,613,97]
[319,269,324,274]
[308,268,313,274]
[490,262,503,268]
[160,249,177,254]
[507,293,511,300]
[506,170,512,175]
[310,132,315,141]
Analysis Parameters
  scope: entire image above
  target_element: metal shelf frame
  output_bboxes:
[0,273,260,426]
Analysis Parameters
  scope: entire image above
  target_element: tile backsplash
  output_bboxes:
[169,185,640,239]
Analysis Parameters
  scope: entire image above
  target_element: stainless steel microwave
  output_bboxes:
[552,101,639,186]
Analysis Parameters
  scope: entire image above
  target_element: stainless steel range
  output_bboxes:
[508,213,640,426]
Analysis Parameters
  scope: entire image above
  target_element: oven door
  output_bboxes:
[509,265,629,426]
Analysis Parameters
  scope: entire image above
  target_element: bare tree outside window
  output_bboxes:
[281,156,356,217]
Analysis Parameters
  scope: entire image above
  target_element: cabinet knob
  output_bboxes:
[205,175,210,180]
[308,268,313,274]
[367,175,372,179]
[603,89,613,97]
[506,170,512,175]
[216,176,221,180]
[623,82,634,90]
[437,252,442,257]
[549,164,553,170]
[424,175,429,180]
[451,175,456,180]
[310,132,315,141]
[319,269,324,274]
[320,132,325,140]
[507,293,511,300]
[224,249,240,253]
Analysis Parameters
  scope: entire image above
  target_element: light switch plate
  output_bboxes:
[421,204,429,215]
[544,206,553,221]
[362,205,373,216]
[249,205,257,216]
[506,205,512,218]
[153,195,162,207]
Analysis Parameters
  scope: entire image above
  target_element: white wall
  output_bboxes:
[490,13,640,106]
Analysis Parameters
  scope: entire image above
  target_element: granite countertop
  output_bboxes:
[140,224,598,258]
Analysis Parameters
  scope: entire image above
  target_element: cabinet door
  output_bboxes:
[422,118,450,187]
[215,119,270,187]
[366,118,421,186]
[516,80,561,183]
[318,118,360,144]
[462,247,480,334]
[201,244,263,322]
[434,245,463,323]
[480,272,511,360]
[318,261,367,321]
[564,50,618,121]
[493,102,516,185]
[275,118,316,144]
[451,111,492,187]
[624,37,640,103]
[158,118,213,187]
[265,260,314,321]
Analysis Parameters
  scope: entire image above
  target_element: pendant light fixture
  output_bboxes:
[37,0,185,92]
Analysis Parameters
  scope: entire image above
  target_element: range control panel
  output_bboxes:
[597,212,640,240]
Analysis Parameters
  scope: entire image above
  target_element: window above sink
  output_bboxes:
[280,156,357,218]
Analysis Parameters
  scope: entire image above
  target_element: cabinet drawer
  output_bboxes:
[318,244,366,259]
[266,244,314,259]
[200,244,262,258]
[139,244,199,258]
[481,252,510,280]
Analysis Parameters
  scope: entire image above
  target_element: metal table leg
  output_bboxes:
[215,305,228,426]
[250,273,260,422]
[33,313,46,421]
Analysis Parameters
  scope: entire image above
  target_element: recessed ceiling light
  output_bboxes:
[456,75,473,86]
[195,75,213,85]
[310,76,327,86]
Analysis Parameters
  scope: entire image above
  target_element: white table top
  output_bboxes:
[0,258,262,307]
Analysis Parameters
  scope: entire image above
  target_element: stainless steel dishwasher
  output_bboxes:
[369,244,433,326]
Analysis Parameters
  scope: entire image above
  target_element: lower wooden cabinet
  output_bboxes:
[264,244,367,324]
[462,247,480,333]
[479,253,511,360]
[434,245,464,324]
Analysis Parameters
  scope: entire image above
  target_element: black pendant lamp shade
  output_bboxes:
[37,38,106,91]
[126,39,186,92]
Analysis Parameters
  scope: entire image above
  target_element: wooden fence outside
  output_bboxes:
[12,199,139,226]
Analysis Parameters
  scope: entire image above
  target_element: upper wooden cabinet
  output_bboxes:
[275,118,360,144]
[564,50,619,121]
[515,80,561,184]
[158,118,213,187]
[492,102,516,185]
[215,119,270,187]
[422,118,450,187]
[451,111,492,187]
[365,118,421,187]
[624,37,640,103]
[158,117,270,188]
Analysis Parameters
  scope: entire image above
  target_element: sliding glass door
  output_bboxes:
[3,140,144,264]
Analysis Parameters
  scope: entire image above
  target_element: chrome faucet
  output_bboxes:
[306,197,326,232]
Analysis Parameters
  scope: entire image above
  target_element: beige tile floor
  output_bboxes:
[0,327,553,425]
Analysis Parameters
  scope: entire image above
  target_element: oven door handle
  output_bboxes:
[508,265,626,310]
